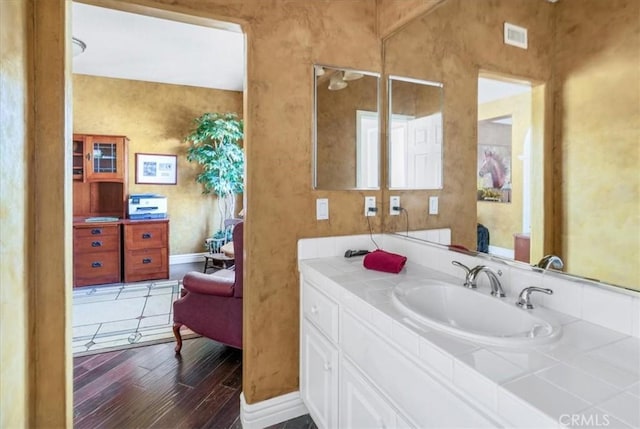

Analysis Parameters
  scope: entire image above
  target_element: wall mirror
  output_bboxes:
[381,0,639,292]
[313,65,381,190]
[388,76,443,190]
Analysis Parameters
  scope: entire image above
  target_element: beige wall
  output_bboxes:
[383,0,553,250]
[554,0,639,288]
[73,74,243,254]
[5,0,637,426]
[316,74,378,189]
[477,92,532,251]
[1,0,30,426]
[377,0,443,37]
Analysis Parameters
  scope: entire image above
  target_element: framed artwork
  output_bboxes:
[135,153,177,185]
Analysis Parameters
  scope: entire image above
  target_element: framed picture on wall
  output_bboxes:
[135,153,177,185]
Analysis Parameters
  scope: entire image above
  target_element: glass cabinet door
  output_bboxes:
[84,136,126,181]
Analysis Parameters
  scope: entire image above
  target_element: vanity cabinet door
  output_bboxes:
[301,321,338,429]
[340,357,407,429]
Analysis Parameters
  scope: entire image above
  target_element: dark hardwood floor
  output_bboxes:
[73,336,316,429]
[74,263,317,428]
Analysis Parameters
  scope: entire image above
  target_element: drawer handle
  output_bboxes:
[91,228,102,235]
[91,241,102,247]
[91,262,103,268]
[142,258,152,264]
[323,362,332,372]
[142,233,152,239]
[310,305,318,315]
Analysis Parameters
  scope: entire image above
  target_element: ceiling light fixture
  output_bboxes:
[342,70,364,81]
[72,37,86,57]
[328,72,348,91]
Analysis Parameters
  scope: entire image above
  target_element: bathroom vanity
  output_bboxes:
[298,234,640,428]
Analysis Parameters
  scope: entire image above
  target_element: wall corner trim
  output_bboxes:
[240,391,308,429]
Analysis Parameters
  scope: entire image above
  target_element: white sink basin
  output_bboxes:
[392,280,562,347]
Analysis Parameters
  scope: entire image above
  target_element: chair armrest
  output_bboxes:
[182,271,234,297]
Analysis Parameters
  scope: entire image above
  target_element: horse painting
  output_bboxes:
[478,150,509,189]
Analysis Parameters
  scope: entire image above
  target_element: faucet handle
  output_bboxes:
[452,260,470,274]
[516,286,553,309]
[452,261,475,288]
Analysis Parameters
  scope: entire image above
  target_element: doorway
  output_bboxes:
[476,74,541,263]
[69,0,247,424]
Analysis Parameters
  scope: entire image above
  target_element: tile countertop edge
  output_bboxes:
[298,259,640,429]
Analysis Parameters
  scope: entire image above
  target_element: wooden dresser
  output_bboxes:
[72,133,170,287]
[123,219,169,283]
[73,222,121,287]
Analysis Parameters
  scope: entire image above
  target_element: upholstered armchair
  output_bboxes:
[173,222,243,352]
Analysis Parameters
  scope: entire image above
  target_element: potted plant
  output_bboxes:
[184,112,244,237]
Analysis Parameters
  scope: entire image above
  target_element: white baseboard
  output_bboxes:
[240,391,308,429]
[169,252,207,265]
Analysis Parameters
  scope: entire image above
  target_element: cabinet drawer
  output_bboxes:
[125,248,168,275]
[74,251,120,286]
[74,233,120,253]
[303,281,339,343]
[125,223,167,249]
[74,224,119,239]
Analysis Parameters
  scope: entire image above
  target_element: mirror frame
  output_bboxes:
[387,75,445,191]
[312,64,382,191]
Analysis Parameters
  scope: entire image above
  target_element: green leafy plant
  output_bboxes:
[184,112,244,231]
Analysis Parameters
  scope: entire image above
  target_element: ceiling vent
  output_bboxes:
[504,22,528,49]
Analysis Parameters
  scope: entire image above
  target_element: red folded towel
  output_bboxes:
[363,249,407,274]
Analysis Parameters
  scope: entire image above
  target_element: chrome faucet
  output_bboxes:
[468,266,506,297]
[516,286,553,309]
[451,261,505,297]
[534,255,564,270]
[452,261,474,288]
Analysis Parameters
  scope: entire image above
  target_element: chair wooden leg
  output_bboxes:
[173,323,183,354]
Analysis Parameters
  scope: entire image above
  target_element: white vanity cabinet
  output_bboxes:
[300,279,339,429]
[300,273,501,429]
[340,357,412,429]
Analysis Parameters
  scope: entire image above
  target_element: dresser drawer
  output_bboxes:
[303,281,339,343]
[124,222,167,250]
[74,233,120,253]
[124,248,168,281]
[74,224,119,239]
[74,251,120,286]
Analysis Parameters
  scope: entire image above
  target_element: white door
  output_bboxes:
[407,113,443,189]
[356,110,379,188]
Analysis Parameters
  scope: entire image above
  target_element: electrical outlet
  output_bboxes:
[365,196,376,216]
[316,198,329,220]
[429,196,439,215]
[390,196,400,215]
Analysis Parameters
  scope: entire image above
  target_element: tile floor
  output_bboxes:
[72,262,202,355]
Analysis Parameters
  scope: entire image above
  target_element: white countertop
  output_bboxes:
[299,256,640,429]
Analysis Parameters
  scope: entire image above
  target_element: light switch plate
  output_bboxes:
[390,196,400,215]
[365,196,376,216]
[429,196,439,215]
[316,198,329,220]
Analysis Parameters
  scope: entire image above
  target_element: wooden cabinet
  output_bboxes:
[73,134,128,182]
[73,133,171,287]
[73,134,128,219]
[123,220,169,283]
[73,223,121,287]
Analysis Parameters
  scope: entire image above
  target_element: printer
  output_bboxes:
[128,194,168,220]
